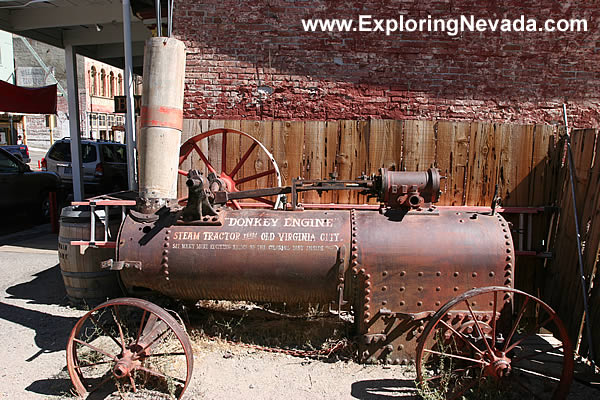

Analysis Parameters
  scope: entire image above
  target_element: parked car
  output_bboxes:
[1,144,31,163]
[42,139,128,195]
[0,147,60,221]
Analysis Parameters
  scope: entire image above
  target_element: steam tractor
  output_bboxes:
[65,38,573,399]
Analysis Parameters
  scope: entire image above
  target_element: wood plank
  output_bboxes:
[223,120,241,179]
[500,124,534,207]
[323,121,339,203]
[206,119,225,175]
[401,120,436,171]
[436,121,470,206]
[337,120,357,204]
[465,122,502,206]
[304,121,326,203]
[354,121,369,204]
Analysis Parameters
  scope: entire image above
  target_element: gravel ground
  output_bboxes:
[0,226,598,400]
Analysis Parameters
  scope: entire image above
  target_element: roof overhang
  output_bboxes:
[0,0,157,75]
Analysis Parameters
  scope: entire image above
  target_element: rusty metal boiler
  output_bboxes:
[115,168,513,364]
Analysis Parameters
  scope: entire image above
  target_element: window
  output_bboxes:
[48,142,97,163]
[109,72,115,97]
[102,144,126,163]
[48,142,71,161]
[117,74,123,95]
[90,67,97,96]
[99,114,106,127]
[0,151,19,173]
[100,69,106,97]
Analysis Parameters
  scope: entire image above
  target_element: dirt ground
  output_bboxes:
[1,227,599,400]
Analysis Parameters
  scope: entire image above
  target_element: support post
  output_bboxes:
[64,44,84,201]
[123,0,137,191]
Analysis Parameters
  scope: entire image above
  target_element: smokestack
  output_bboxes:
[137,37,186,213]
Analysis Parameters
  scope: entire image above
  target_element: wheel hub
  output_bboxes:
[484,351,512,379]
[113,349,140,379]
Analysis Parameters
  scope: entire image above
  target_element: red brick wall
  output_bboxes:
[174,1,599,127]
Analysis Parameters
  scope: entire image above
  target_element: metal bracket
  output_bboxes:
[101,259,142,271]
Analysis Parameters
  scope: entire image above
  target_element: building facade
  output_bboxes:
[173,0,599,127]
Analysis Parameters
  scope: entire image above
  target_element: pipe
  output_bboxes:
[137,37,186,212]
[122,0,137,191]
[563,104,595,366]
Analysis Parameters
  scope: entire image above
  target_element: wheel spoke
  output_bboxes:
[75,360,114,369]
[112,306,126,353]
[142,351,187,358]
[423,348,485,365]
[135,310,148,346]
[230,199,242,210]
[73,338,117,361]
[235,168,276,185]
[229,141,258,178]
[192,142,217,174]
[465,300,494,355]
[221,130,227,172]
[503,297,530,352]
[137,365,186,385]
[88,314,122,350]
[129,375,137,393]
[505,316,553,354]
[439,320,484,355]
[178,169,189,176]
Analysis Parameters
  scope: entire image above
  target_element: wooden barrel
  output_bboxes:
[58,205,123,307]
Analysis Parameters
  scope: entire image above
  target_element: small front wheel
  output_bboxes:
[66,297,194,399]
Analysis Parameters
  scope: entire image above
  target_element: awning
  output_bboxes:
[0,80,57,114]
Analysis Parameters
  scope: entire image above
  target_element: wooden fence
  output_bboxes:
[544,129,600,363]
[180,119,556,207]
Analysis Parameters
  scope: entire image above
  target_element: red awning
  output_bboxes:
[0,80,57,114]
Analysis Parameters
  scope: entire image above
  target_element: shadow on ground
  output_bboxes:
[6,264,67,305]
[351,379,418,399]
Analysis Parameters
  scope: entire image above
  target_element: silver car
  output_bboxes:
[43,139,128,195]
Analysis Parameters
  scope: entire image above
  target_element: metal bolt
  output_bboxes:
[365,274,371,280]
[352,267,358,274]
[382,286,387,291]
[417,301,423,307]
[436,271,441,276]
[435,301,440,306]
[400,270,406,276]
[436,287,441,291]
[506,263,512,269]
[165,230,171,234]
[418,271,424,277]
[489,272,495,277]
[400,301,405,306]
[364,304,370,311]
[382,300,387,305]
[400,286,405,292]
[398,344,404,350]
[360,268,366,274]
[382,270,388,276]
[472,272,478,277]
[454,271,459,277]
[365,288,371,295]
[418,286,423,291]
[162,249,169,255]
[385,344,393,352]
[506,255,512,261]
[352,260,359,266]
[453,287,459,291]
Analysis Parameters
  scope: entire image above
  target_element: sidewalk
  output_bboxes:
[0,226,85,399]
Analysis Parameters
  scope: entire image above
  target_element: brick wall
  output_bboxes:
[174,0,600,127]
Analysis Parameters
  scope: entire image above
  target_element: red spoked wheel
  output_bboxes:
[178,128,283,210]
[66,298,193,399]
[416,286,573,400]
